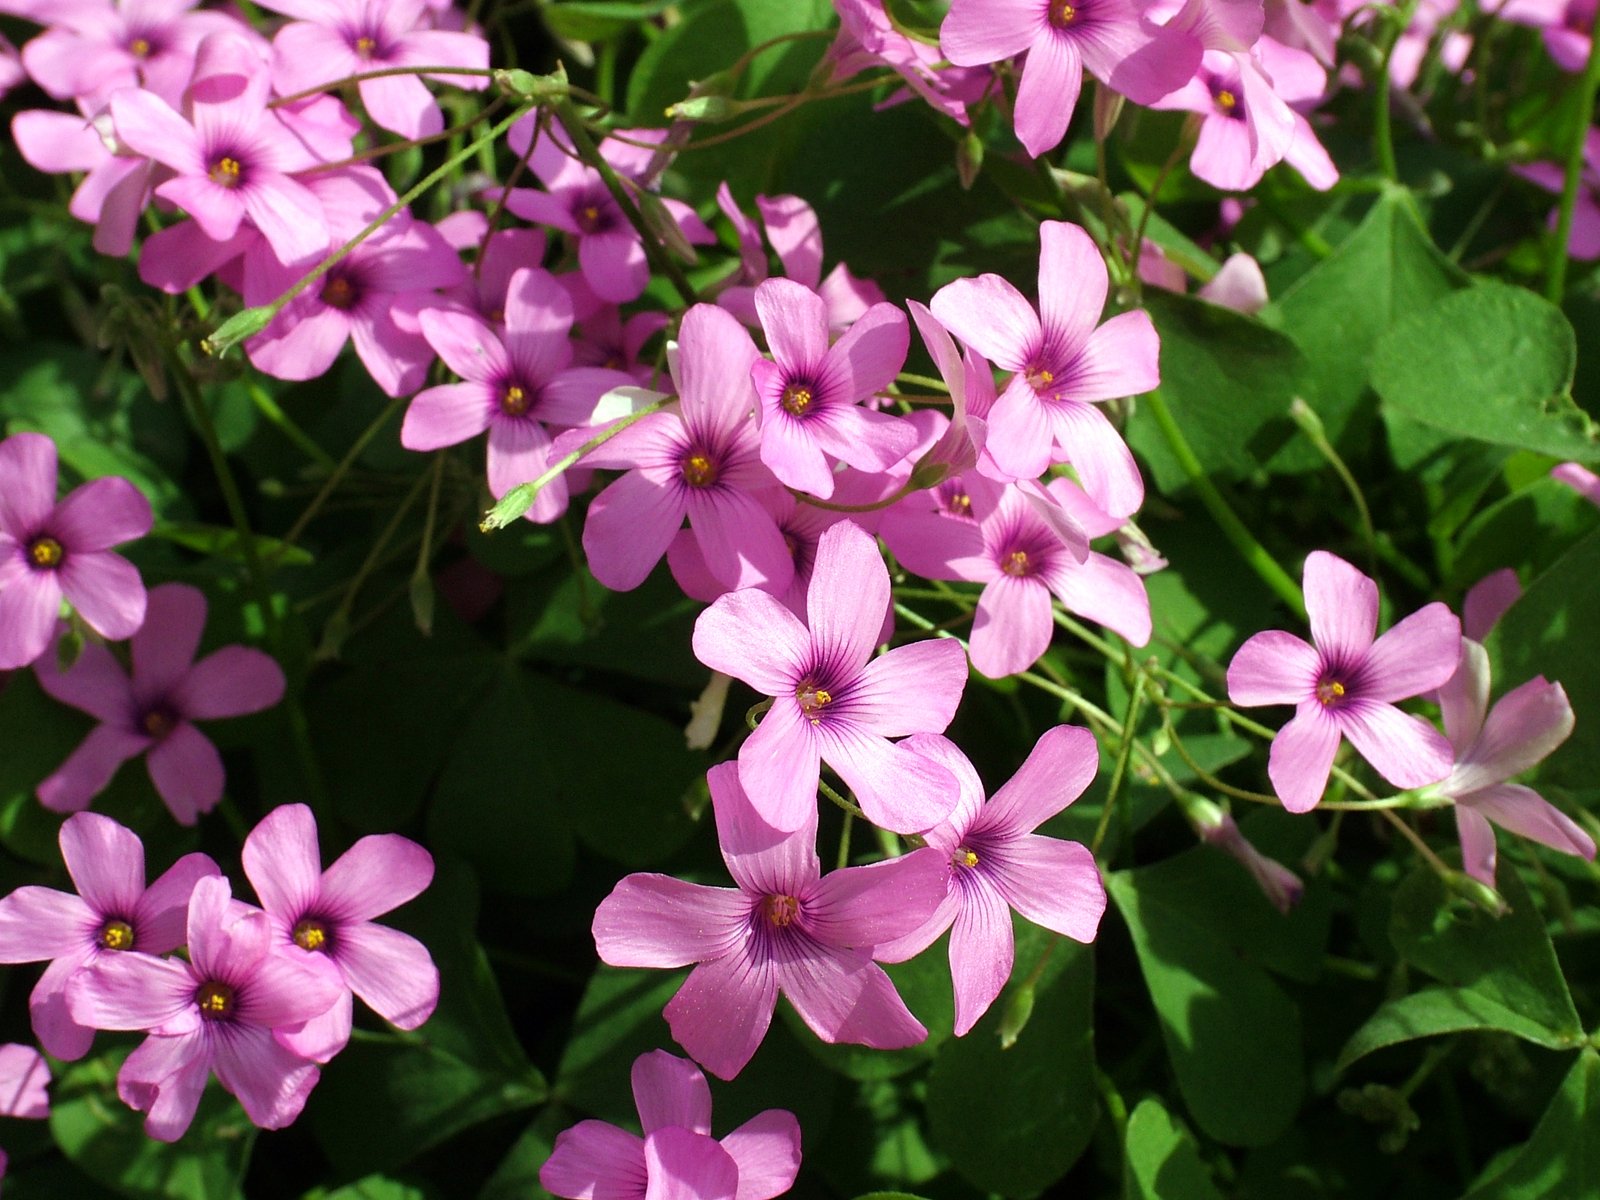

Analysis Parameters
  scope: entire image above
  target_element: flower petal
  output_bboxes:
[1454,676,1574,793]
[1267,706,1341,813]
[145,723,225,825]
[593,874,752,969]
[803,847,948,948]
[1361,601,1461,703]
[711,760,819,896]
[0,887,94,962]
[34,639,134,725]
[328,921,437,1029]
[776,940,925,1051]
[0,432,58,537]
[928,275,1038,371]
[632,1049,713,1136]
[37,724,149,815]
[664,936,779,1081]
[60,811,143,919]
[211,1021,322,1129]
[1227,630,1319,708]
[59,551,146,641]
[985,834,1105,943]
[179,646,286,720]
[1459,783,1596,864]
[241,803,323,920]
[540,1120,647,1200]
[49,477,152,552]
[948,874,1015,1036]
[1339,701,1453,790]
[692,586,809,695]
[130,584,205,701]
[1037,221,1108,361]
[317,833,435,924]
[1303,550,1377,663]
[982,724,1099,835]
[721,1109,803,1200]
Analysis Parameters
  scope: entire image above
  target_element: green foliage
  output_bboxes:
[1123,1097,1224,1200]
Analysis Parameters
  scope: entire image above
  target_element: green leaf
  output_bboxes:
[1486,528,1600,788]
[556,964,682,1117]
[307,1177,429,1200]
[1123,1097,1225,1200]
[50,1049,254,1200]
[478,1115,561,1200]
[540,0,679,42]
[1387,866,1582,1043]
[1462,1048,1600,1198]
[1370,281,1600,461]
[926,939,1096,1194]
[428,666,576,899]
[0,671,77,866]
[1338,986,1583,1072]
[1125,290,1308,494]
[1272,191,1465,472]
[1108,870,1304,1146]
[148,522,313,566]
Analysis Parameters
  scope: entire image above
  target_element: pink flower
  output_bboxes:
[540,1050,802,1200]
[692,520,967,833]
[878,729,1105,1035]
[34,582,286,824]
[930,221,1157,516]
[940,0,1200,156]
[1227,551,1461,813]
[0,431,151,670]
[1439,642,1594,887]
[1498,0,1596,71]
[592,762,947,1080]
[0,813,217,1059]
[241,803,438,1062]
[579,303,792,593]
[1552,461,1600,507]
[749,278,916,500]
[257,0,489,139]
[66,875,342,1141]
[0,1043,50,1119]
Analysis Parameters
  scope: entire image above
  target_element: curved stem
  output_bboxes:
[269,65,499,109]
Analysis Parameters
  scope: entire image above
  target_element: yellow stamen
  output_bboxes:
[293,919,328,952]
[129,37,151,58]
[682,452,717,487]
[196,981,234,1019]
[948,493,972,516]
[210,156,241,187]
[956,848,979,869]
[99,920,135,951]
[28,537,63,569]
[1024,364,1056,394]
[763,894,799,927]
[355,35,377,57]
[1216,89,1237,112]
[780,383,814,416]
[142,709,175,739]
[797,682,833,722]
[1002,549,1030,577]
[501,385,530,416]
[1316,679,1347,706]
[1049,0,1078,27]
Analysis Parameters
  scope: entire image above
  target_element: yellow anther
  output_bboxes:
[293,919,328,952]
[129,37,151,58]
[1049,0,1078,24]
[780,383,814,416]
[682,452,718,487]
[142,709,175,739]
[99,920,135,951]
[1216,89,1237,111]
[797,683,833,722]
[196,981,234,1018]
[1002,549,1030,577]
[355,35,377,57]
[1316,679,1347,706]
[28,537,63,569]
[321,276,356,309]
[956,848,979,869]
[501,385,530,416]
[210,156,242,186]
[948,493,972,516]
[1024,364,1056,393]
[763,894,799,927]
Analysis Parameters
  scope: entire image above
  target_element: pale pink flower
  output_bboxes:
[1552,461,1600,506]
[692,520,967,833]
[0,432,150,670]
[0,1044,50,1119]
[541,1050,801,1200]
[66,875,342,1141]
[0,812,217,1059]
[879,729,1105,1035]
[592,762,946,1080]
[34,583,285,824]
[1227,551,1461,813]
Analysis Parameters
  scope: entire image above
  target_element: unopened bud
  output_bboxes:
[686,671,732,751]
[1093,85,1124,143]
[494,68,568,102]
[997,982,1036,1049]
[409,574,435,636]
[956,131,983,190]
[56,629,84,674]
[1289,397,1326,438]
[201,305,274,357]
[665,94,739,123]
[1445,869,1509,917]
[480,482,541,532]
[906,455,952,492]
[637,192,698,264]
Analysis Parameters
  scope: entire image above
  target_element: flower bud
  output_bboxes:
[201,306,274,358]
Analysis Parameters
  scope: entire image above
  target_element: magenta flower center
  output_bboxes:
[763,894,800,927]
[354,34,379,59]
[293,918,329,952]
[1001,548,1032,577]
[98,919,135,950]
[681,449,719,488]
[1048,0,1079,27]
[209,156,243,188]
[939,484,973,519]
[27,536,63,569]
[953,846,979,869]
[320,274,360,311]
[796,680,834,722]
[127,35,152,58]
[196,980,235,1019]
[780,382,815,416]
[573,195,613,234]
[1023,362,1057,395]
[141,706,178,740]
[500,384,533,417]
[1315,677,1348,707]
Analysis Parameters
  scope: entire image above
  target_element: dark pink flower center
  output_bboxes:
[1001,548,1033,577]
[1207,74,1245,120]
[196,980,235,1020]
[953,846,979,869]
[796,680,834,722]
[209,155,244,188]
[500,382,535,417]
[1023,362,1058,395]
[98,918,135,950]
[780,381,815,417]
[763,894,800,927]
[320,274,361,311]
[293,918,330,952]
[1315,677,1348,708]
[141,705,179,740]
[1048,0,1079,27]
[27,536,63,570]
[573,192,615,235]
[681,448,719,488]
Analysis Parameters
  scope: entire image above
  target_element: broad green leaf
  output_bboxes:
[478,1115,560,1200]
[812,1078,943,1196]
[556,964,682,1117]
[1387,866,1582,1043]
[1108,870,1304,1146]
[1125,290,1308,494]
[306,1178,428,1200]
[1338,986,1583,1072]
[541,0,679,42]
[428,666,576,899]
[1124,1097,1224,1200]
[1371,281,1600,461]
[1486,527,1600,787]
[0,672,77,866]
[926,939,1096,1194]
[1462,1048,1600,1198]
[1273,191,1465,472]
[50,1049,254,1200]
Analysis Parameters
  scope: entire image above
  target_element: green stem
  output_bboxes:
[281,397,408,549]
[248,384,336,471]
[818,779,866,821]
[1546,1,1600,301]
[1373,0,1420,182]
[1091,676,1145,857]
[269,64,499,109]
[1144,387,1306,619]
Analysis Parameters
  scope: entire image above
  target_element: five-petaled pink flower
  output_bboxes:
[878,729,1105,1035]
[540,1050,802,1200]
[34,582,286,824]
[241,803,439,1062]
[692,520,967,833]
[66,874,343,1141]
[0,431,151,670]
[1226,550,1461,813]
[930,221,1157,517]
[0,812,218,1060]
[592,762,947,1080]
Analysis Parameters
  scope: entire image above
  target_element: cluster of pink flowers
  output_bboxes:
[0,807,437,1141]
